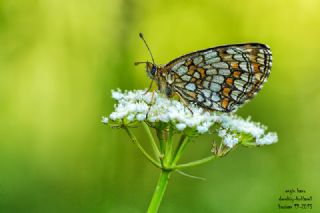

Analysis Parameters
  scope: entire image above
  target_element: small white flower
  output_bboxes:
[218,128,227,137]
[159,114,170,123]
[127,114,135,121]
[109,112,119,120]
[111,89,123,100]
[197,125,209,134]
[136,113,146,121]
[136,103,148,113]
[176,123,187,131]
[148,116,157,123]
[101,116,108,124]
[256,132,278,145]
[223,134,239,148]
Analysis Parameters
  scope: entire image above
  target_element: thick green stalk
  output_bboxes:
[147,170,171,213]
[145,128,218,212]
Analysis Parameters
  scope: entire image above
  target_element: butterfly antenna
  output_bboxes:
[139,32,155,64]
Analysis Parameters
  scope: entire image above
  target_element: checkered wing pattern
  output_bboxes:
[166,43,272,112]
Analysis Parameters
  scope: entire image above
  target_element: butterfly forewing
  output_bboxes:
[165,43,272,112]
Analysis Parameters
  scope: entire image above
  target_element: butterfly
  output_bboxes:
[135,33,272,112]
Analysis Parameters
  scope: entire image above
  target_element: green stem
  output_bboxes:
[172,135,190,166]
[156,128,167,168]
[142,122,161,161]
[147,170,171,213]
[156,128,165,157]
[144,127,218,212]
[163,126,174,166]
[174,155,216,170]
[124,127,161,169]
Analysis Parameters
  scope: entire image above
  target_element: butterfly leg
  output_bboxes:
[146,90,156,119]
[144,80,154,95]
[173,92,194,114]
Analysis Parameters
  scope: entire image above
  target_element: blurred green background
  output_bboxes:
[1,0,319,212]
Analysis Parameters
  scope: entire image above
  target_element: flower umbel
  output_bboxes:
[103,89,278,213]
[104,89,277,147]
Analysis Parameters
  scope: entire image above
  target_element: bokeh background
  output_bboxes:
[1,0,319,212]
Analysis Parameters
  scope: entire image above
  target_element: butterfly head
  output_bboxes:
[134,61,158,80]
[146,62,158,79]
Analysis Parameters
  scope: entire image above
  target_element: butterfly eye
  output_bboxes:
[151,65,157,75]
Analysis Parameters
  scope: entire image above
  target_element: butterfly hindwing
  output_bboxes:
[165,43,272,112]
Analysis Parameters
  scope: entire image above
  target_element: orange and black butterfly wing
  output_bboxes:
[165,43,272,112]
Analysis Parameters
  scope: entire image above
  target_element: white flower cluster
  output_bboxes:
[217,115,278,148]
[103,89,278,147]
